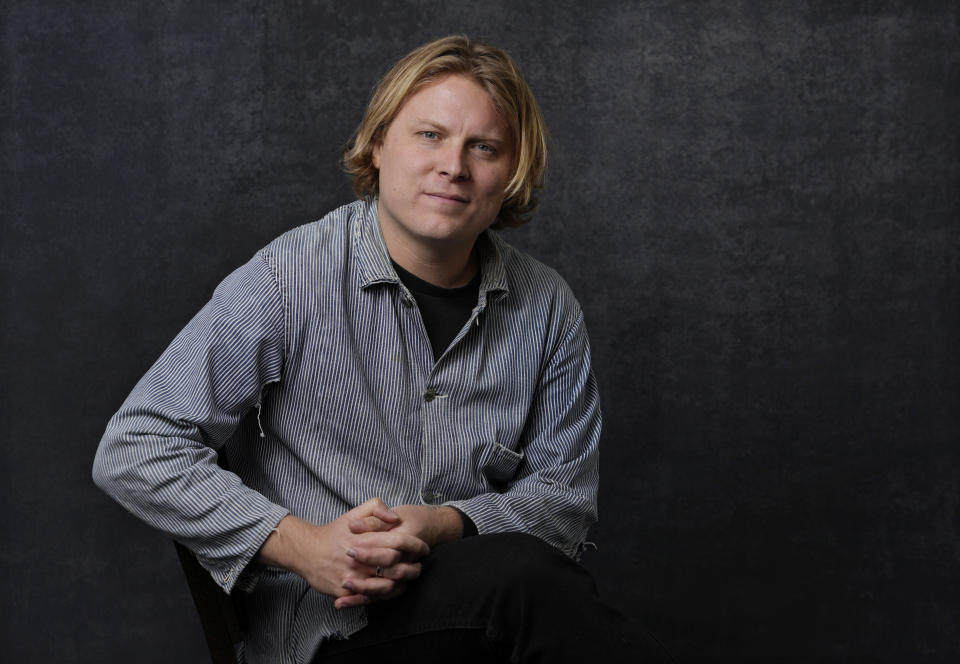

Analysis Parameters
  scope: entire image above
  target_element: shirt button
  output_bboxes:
[423,389,437,402]
[422,491,441,504]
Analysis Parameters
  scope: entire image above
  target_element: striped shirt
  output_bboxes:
[92,198,601,664]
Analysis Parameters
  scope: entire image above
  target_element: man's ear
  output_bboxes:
[372,141,382,169]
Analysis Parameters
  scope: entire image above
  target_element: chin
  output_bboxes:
[418,218,473,242]
[420,224,464,242]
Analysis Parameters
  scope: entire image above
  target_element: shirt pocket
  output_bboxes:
[479,441,525,489]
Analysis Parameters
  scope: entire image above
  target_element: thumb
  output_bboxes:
[349,515,397,534]
[349,497,400,522]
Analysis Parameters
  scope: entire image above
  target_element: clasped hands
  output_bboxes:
[258,497,463,610]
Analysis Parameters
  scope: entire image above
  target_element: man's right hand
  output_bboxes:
[256,497,429,609]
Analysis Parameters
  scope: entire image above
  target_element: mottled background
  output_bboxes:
[2,1,958,661]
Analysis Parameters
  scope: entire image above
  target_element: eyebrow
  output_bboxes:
[412,117,508,146]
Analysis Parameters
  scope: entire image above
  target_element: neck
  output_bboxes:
[389,238,479,288]
[378,221,481,290]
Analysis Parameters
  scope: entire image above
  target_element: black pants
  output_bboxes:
[312,532,670,663]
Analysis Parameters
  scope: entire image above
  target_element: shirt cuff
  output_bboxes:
[451,506,478,538]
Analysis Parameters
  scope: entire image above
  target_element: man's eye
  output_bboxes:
[475,143,496,154]
[421,131,439,140]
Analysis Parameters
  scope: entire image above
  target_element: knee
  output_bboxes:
[483,532,564,563]
[470,533,593,599]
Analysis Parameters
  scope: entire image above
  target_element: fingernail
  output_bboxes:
[342,580,355,591]
[346,548,357,558]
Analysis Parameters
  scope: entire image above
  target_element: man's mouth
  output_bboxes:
[425,192,469,203]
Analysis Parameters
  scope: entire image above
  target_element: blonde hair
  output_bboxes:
[343,35,549,229]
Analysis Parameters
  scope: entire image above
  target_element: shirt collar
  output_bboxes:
[354,196,509,299]
[354,197,397,288]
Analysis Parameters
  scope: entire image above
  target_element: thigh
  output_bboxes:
[313,533,669,662]
[314,533,561,660]
[363,532,590,631]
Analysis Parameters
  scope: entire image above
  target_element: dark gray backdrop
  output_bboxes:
[2,1,958,661]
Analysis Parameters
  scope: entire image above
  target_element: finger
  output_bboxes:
[346,545,403,568]
[342,576,402,598]
[347,561,422,582]
[357,532,430,558]
[334,581,408,609]
[371,504,402,525]
[334,592,369,609]
[383,562,422,582]
[348,515,394,534]
[376,581,407,602]
[345,533,427,564]
[348,497,400,523]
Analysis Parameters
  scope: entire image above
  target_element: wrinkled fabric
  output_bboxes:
[93,197,601,663]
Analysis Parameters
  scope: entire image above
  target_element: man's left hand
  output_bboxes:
[342,504,463,600]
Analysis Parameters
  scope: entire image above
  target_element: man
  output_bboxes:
[94,35,662,663]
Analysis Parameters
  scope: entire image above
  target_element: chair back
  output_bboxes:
[175,540,244,664]
[175,449,244,663]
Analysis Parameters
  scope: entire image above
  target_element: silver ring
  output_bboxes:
[375,566,384,578]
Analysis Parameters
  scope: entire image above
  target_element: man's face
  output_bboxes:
[373,74,515,256]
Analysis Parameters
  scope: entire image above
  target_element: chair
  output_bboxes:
[175,449,244,664]
[175,540,244,664]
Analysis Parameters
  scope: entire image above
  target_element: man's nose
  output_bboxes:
[437,143,470,181]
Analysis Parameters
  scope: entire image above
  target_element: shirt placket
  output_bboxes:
[415,289,493,505]
[394,282,443,504]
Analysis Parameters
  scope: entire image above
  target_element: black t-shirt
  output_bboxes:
[392,260,481,361]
